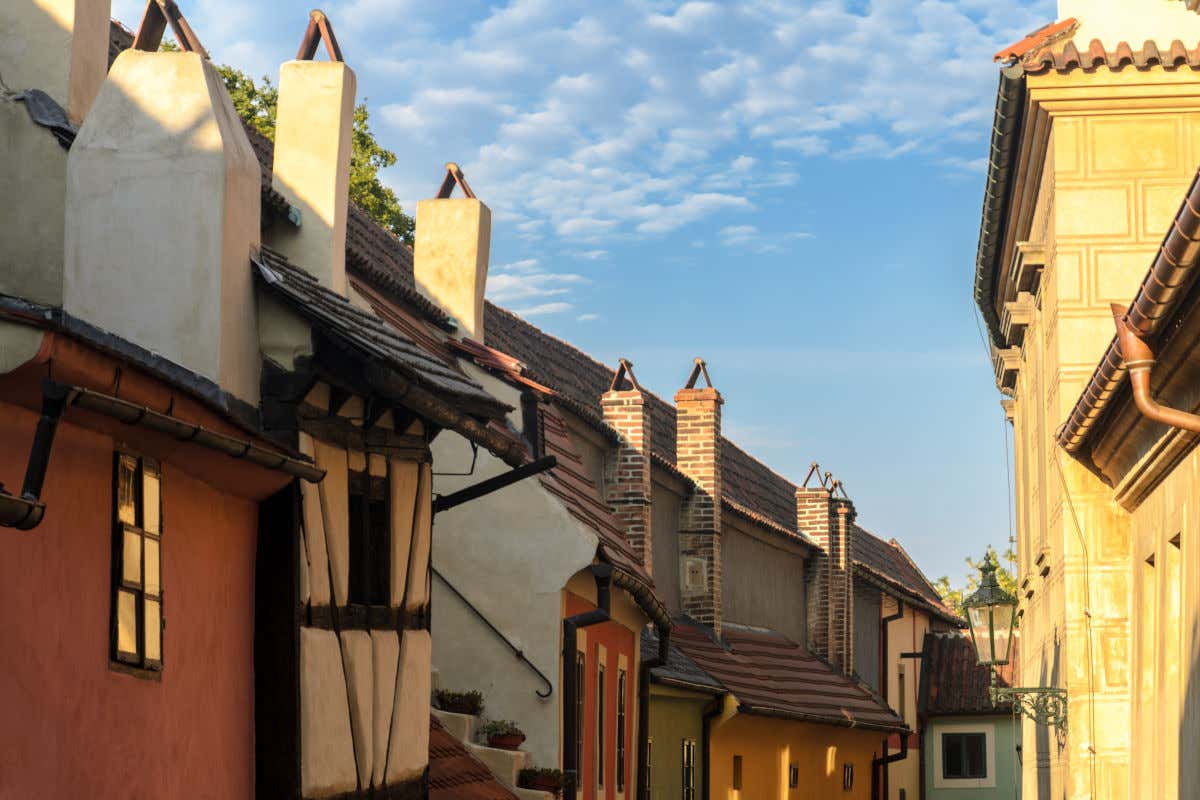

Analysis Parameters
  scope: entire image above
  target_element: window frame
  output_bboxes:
[681,738,697,800]
[932,723,997,789]
[597,661,606,788]
[617,668,627,792]
[941,732,987,780]
[110,452,164,677]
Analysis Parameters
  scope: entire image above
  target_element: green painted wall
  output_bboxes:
[647,685,711,800]
[923,715,1021,800]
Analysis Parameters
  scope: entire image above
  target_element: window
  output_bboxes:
[842,763,854,790]
[645,737,653,798]
[617,668,627,792]
[111,453,163,672]
[942,733,987,779]
[597,663,606,787]
[788,764,799,788]
[681,739,697,800]
[732,755,742,790]
[897,663,907,722]
[348,467,389,605]
[576,652,585,781]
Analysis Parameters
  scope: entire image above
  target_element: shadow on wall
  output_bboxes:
[1032,629,1062,800]
[1180,617,1200,796]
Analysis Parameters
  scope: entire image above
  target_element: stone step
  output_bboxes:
[431,708,477,743]
[514,788,555,800]
[465,741,530,790]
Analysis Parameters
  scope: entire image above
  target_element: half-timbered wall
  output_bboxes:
[293,413,433,799]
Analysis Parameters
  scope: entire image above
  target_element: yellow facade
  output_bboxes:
[998,64,1200,800]
[706,698,881,800]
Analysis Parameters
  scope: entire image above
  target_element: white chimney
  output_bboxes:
[1057,0,1200,48]
[413,165,491,341]
[267,11,355,295]
[64,47,262,402]
[0,0,112,306]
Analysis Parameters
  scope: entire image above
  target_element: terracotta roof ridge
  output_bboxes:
[994,17,1078,63]
[1023,36,1200,73]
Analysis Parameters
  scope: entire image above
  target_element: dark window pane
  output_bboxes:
[348,479,367,604]
[943,734,964,778]
[965,733,987,778]
[368,497,389,604]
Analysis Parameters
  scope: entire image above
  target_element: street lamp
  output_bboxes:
[963,553,1067,732]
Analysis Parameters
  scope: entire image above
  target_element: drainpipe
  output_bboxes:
[637,623,671,800]
[1112,304,1200,433]
[0,380,68,530]
[871,731,909,800]
[700,695,724,800]
[563,563,613,799]
[878,599,904,800]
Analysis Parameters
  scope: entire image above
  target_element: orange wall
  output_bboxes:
[566,591,638,800]
[0,401,258,799]
[709,711,882,800]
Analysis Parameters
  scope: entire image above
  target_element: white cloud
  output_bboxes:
[577,313,600,322]
[488,271,587,303]
[513,301,574,316]
[647,2,721,34]
[636,193,752,235]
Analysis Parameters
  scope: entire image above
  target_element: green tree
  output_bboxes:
[935,545,1019,622]
[162,42,415,244]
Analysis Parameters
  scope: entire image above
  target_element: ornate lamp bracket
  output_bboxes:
[990,680,1067,732]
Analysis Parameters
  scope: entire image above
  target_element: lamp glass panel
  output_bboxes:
[117,456,137,525]
[144,598,161,662]
[122,527,141,585]
[116,589,138,656]
[968,606,994,662]
[143,467,160,534]
[144,537,160,596]
[992,606,1014,664]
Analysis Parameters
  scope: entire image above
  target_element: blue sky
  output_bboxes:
[112,0,1059,587]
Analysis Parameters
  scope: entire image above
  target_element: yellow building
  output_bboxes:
[975,4,1200,798]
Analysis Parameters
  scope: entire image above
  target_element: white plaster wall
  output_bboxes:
[301,627,358,798]
[387,630,432,784]
[430,363,599,767]
[341,630,374,790]
[64,50,261,402]
[1058,0,1200,46]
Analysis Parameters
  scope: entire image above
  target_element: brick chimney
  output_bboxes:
[0,0,112,305]
[267,11,354,295]
[674,359,723,634]
[64,38,262,402]
[413,164,491,340]
[601,359,652,575]
[798,467,856,675]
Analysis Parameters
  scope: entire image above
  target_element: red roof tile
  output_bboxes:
[672,621,906,733]
[917,633,1017,716]
[1023,38,1200,73]
[429,716,519,800]
[994,18,1078,63]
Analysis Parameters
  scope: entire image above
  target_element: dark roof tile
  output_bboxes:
[672,620,905,732]
[917,633,1017,716]
[641,624,725,693]
[429,716,519,800]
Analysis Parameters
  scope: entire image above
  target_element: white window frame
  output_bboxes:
[932,722,996,789]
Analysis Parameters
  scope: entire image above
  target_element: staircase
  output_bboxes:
[432,708,555,800]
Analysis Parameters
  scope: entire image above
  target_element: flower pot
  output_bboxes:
[487,732,526,750]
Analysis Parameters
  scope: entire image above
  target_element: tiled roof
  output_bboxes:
[641,624,725,694]
[993,18,1078,63]
[429,716,518,800]
[255,247,504,414]
[917,633,1017,716]
[672,620,905,733]
[1023,38,1200,73]
[853,527,960,624]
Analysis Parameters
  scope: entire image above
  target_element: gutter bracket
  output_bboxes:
[433,455,556,514]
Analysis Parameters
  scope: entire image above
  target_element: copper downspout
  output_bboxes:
[1111,303,1200,433]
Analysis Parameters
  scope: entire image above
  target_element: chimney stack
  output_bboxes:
[798,467,856,675]
[601,360,653,575]
[0,0,111,305]
[64,26,262,402]
[267,11,354,295]
[674,359,723,634]
[413,164,491,340]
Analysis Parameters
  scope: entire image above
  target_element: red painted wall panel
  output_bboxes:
[565,592,637,800]
[0,402,258,799]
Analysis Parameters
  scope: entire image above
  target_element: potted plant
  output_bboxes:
[434,689,484,716]
[518,767,563,796]
[480,719,526,750]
